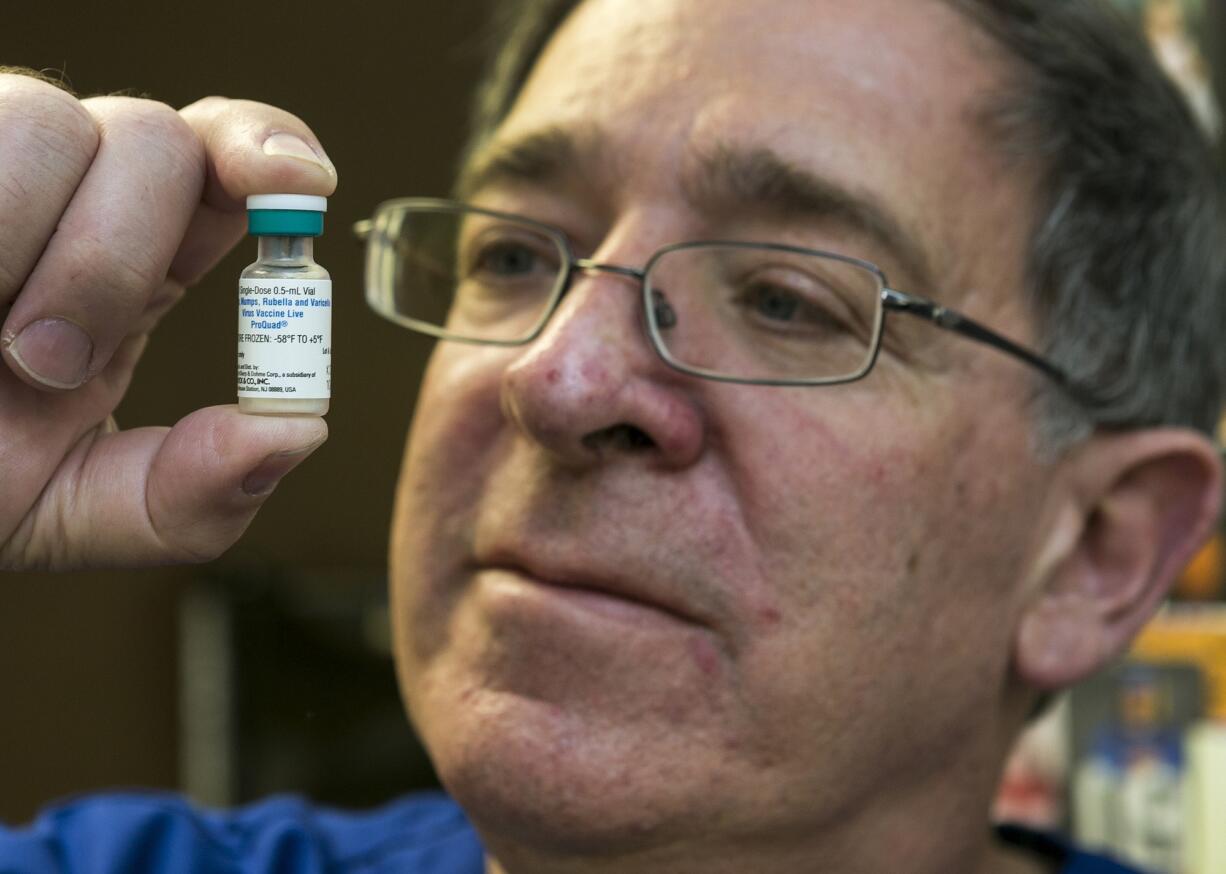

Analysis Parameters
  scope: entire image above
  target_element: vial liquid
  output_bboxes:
[238,194,331,416]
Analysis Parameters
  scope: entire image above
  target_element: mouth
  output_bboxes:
[474,554,706,631]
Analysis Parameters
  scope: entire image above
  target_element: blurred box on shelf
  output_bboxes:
[1133,605,1226,720]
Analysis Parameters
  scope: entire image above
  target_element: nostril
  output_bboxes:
[582,423,656,454]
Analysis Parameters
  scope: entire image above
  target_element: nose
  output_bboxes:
[500,261,706,470]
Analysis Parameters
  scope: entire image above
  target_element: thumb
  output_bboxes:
[13,405,327,570]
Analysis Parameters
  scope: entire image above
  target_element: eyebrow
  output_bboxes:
[457,126,597,201]
[458,127,935,292]
[684,144,936,291]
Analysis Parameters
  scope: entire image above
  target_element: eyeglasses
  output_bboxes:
[354,197,1076,391]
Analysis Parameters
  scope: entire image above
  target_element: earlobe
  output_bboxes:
[1015,583,1108,689]
[1013,429,1223,691]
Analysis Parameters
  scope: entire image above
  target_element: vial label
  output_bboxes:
[237,278,332,399]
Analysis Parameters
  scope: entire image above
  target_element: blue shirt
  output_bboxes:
[0,793,1147,873]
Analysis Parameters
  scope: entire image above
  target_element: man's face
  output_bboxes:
[391,0,1056,860]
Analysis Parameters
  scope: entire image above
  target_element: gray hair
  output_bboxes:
[460,0,1226,450]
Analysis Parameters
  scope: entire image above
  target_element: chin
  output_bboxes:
[413,678,712,860]
[394,599,759,859]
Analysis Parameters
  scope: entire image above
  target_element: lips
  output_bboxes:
[473,548,707,630]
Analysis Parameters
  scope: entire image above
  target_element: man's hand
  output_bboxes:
[0,75,336,571]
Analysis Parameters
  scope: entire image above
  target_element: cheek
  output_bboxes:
[396,346,512,523]
[715,405,1039,787]
[719,388,1034,670]
[391,347,511,657]
[718,395,929,604]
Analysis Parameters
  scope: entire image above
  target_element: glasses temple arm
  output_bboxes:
[882,288,1073,389]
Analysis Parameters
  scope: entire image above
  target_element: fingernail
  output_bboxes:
[262,132,334,174]
[242,441,325,497]
[5,318,94,389]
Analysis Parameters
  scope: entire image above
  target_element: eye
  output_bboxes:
[458,222,562,284]
[473,240,541,277]
[743,282,803,322]
[734,279,856,336]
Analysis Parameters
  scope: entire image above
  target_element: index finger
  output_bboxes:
[170,97,338,284]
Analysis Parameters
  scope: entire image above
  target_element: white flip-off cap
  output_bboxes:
[246,194,329,212]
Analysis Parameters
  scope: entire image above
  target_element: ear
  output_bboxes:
[1014,428,1222,690]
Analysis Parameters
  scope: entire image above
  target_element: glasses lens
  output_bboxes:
[366,204,567,342]
[646,244,884,382]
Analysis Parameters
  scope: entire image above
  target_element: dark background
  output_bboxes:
[3,0,1226,830]
[1,0,489,824]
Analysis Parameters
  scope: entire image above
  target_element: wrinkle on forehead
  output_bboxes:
[523,0,998,119]
[508,7,1016,220]
[461,121,937,293]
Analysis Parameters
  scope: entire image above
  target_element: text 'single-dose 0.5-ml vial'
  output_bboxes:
[238,194,331,416]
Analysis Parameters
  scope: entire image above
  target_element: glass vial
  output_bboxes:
[238,194,331,416]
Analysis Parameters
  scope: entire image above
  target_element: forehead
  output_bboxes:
[515,0,992,126]
[490,0,1034,305]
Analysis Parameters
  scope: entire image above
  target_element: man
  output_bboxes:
[1,0,1223,872]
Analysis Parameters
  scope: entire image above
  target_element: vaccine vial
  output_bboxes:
[238,194,331,416]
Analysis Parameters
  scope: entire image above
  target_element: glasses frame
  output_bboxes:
[355,197,1075,392]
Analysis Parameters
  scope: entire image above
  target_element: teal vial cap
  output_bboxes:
[247,193,328,236]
